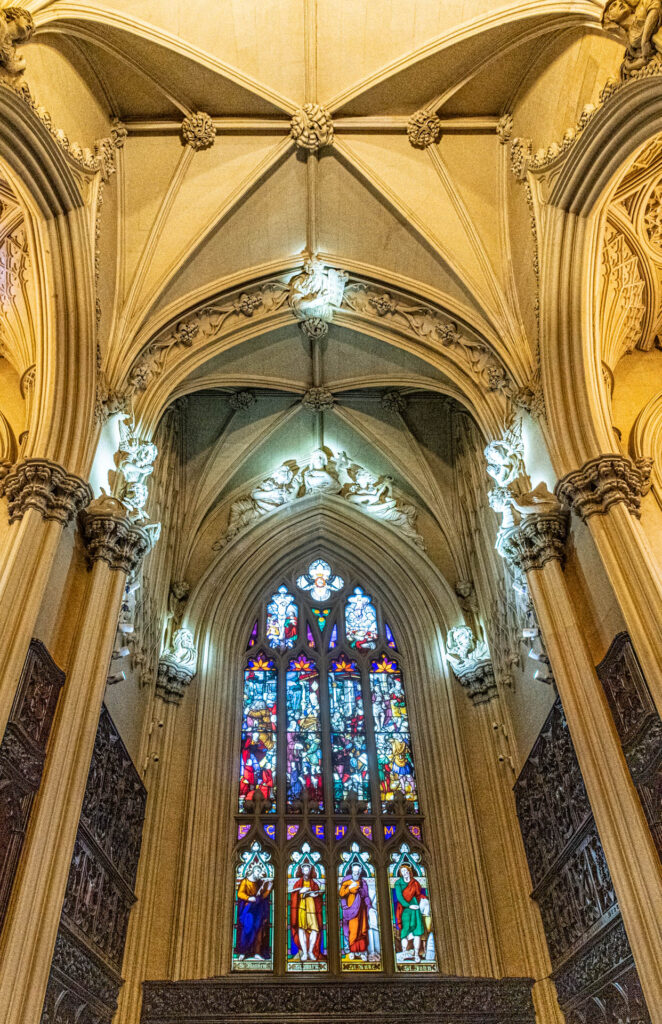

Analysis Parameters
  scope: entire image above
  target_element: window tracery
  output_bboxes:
[232,558,437,976]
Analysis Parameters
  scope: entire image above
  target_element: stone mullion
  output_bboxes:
[508,522,662,1023]
[0,495,152,1024]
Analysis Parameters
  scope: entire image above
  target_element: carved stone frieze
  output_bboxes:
[555,453,653,520]
[302,386,334,411]
[3,458,92,525]
[0,6,34,81]
[290,103,334,151]
[181,111,216,151]
[406,110,442,148]
[79,494,152,574]
[496,507,569,575]
[141,977,536,1023]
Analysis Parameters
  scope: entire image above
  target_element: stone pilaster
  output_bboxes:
[0,498,156,1024]
[495,505,662,1022]
[555,453,652,519]
[2,457,91,525]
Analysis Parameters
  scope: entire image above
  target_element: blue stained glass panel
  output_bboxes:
[345,588,378,650]
[328,655,370,810]
[385,622,398,650]
[266,586,298,650]
[370,654,418,812]
[328,624,338,650]
[286,654,323,811]
[239,653,277,813]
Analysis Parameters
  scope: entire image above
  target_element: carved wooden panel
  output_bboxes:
[597,632,662,858]
[0,639,65,930]
[141,976,536,1024]
[514,695,651,1022]
[40,705,147,1024]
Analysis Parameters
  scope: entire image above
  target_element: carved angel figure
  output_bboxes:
[602,0,662,78]
[344,466,421,544]
[225,463,299,540]
[116,419,158,520]
[288,260,346,323]
[484,434,524,489]
[0,6,34,78]
[299,448,341,495]
[445,625,490,675]
[161,627,197,674]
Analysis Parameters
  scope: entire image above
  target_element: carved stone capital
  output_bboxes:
[452,661,497,705]
[156,660,195,705]
[555,454,653,520]
[497,509,569,575]
[3,459,92,525]
[79,495,152,574]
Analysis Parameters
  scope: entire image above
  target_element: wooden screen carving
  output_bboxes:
[514,695,651,1024]
[597,632,662,858]
[0,638,65,930]
[40,704,147,1024]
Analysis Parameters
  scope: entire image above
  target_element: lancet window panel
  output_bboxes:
[232,558,437,976]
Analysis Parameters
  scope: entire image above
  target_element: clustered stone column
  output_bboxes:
[496,486,662,1023]
[0,495,153,1024]
[0,458,92,741]
[556,453,662,718]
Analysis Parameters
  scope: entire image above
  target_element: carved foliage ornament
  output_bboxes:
[3,459,91,525]
[290,103,334,151]
[555,453,653,520]
[181,111,216,151]
[407,110,442,149]
[79,494,154,574]
[497,506,569,575]
[301,386,334,411]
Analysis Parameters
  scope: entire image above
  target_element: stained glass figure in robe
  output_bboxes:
[345,587,378,650]
[266,585,298,650]
[389,844,437,972]
[338,843,381,971]
[287,843,327,971]
[296,559,344,602]
[370,654,418,811]
[328,655,369,810]
[286,654,323,810]
[239,653,277,812]
[232,842,274,971]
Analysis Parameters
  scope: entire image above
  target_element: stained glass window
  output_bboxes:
[234,558,434,976]
[287,844,327,971]
[389,845,437,972]
[371,654,418,812]
[239,653,277,812]
[286,654,323,810]
[338,844,381,970]
[345,587,378,650]
[232,842,274,971]
[267,586,298,650]
[328,655,369,810]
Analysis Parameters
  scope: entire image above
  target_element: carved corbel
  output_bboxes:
[446,626,497,705]
[156,627,198,704]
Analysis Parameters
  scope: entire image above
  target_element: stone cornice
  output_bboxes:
[497,509,569,576]
[555,454,653,520]
[2,458,92,525]
[79,495,151,574]
[156,661,195,705]
[451,661,497,706]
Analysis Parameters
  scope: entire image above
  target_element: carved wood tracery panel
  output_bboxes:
[0,639,65,930]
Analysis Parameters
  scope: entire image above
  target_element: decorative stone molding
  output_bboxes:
[19,364,35,398]
[301,386,334,411]
[181,111,216,151]
[496,113,513,145]
[290,103,333,151]
[602,0,662,80]
[381,390,407,414]
[228,390,255,411]
[0,6,34,81]
[156,627,198,704]
[555,454,653,520]
[79,494,153,574]
[496,506,569,576]
[3,459,92,525]
[446,626,497,705]
[407,110,442,149]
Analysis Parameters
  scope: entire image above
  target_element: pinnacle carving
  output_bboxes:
[497,508,569,576]
[181,111,216,151]
[79,494,153,574]
[290,103,333,151]
[555,454,653,520]
[407,110,442,149]
[3,459,92,526]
